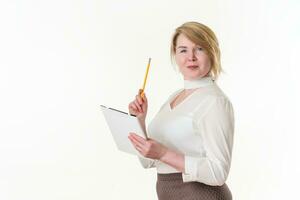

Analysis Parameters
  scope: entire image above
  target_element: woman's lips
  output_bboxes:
[187,65,199,69]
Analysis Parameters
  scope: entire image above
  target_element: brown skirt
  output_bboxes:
[156,173,232,200]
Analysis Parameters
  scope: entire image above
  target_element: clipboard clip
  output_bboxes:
[100,105,137,117]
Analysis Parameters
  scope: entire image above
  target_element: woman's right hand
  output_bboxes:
[128,89,148,121]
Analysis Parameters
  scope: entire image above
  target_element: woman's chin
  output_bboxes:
[183,73,202,80]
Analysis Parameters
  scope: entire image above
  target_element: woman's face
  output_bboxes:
[175,34,211,80]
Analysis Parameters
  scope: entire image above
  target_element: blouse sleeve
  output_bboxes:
[182,97,235,186]
[137,156,157,168]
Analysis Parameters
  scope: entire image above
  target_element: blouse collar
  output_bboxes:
[184,76,214,89]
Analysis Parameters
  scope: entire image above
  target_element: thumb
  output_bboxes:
[142,92,147,102]
[138,89,143,95]
[138,89,147,101]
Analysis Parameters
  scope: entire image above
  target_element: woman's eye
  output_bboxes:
[180,49,187,53]
[197,47,203,51]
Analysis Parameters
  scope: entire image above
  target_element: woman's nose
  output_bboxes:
[187,51,197,61]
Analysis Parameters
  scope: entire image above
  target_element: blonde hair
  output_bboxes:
[170,21,222,80]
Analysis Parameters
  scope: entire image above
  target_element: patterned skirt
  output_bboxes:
[156,173,232,200]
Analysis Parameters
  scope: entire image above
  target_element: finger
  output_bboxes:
[128,136,144,152]
[128,135,139,146]
[142,93,147,102]
[129,105,138,115]
[132,141,143,152]
[129,135,146,150]
[138,89,143,95]
[130,132,146,139]
[128,136,134,144]
[141,92,146,100]
[134,101,142,113]
[130,136,145,148]
[129,102,138,110]
[139,91,144,99]
[129,133,144,141]
[135,146,143,153]
[129,103,138,112]
[130,133,147,145]
[138,89,147,101]
[141,92,147,102]
[134,101,142,112]
[136,94,143,105]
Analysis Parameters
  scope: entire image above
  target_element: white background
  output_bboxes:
[0,0,299,199]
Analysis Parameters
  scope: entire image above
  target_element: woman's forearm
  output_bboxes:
[159,149,185,173]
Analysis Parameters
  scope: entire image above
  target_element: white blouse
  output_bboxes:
[138,76,234,186]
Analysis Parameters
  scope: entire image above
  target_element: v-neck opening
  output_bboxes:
[168,88,200,111]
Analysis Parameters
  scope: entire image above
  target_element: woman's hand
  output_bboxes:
[128,133,168,160]
[128,89,148,121]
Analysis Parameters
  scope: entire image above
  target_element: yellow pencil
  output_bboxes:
[141,58,151,99]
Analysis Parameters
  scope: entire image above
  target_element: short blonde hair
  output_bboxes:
[171,22,222,80]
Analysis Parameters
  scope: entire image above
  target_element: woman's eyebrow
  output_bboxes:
[177,46,187,49]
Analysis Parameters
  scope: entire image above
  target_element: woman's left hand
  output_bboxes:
[128,133,168,160]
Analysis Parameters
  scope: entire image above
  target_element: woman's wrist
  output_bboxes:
[159,148,171,162]
[159,149,185,172]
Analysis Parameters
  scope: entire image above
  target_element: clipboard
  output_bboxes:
[100,105,147,156]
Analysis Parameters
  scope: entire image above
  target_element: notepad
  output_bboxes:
[100,105,147,156]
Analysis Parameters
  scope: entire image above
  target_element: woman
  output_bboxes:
[128,21,234,200]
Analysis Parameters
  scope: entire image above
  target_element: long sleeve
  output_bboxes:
[138,156,157,168]
[182,96,235,186]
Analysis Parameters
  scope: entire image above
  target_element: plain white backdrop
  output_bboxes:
[0,0,299,199]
